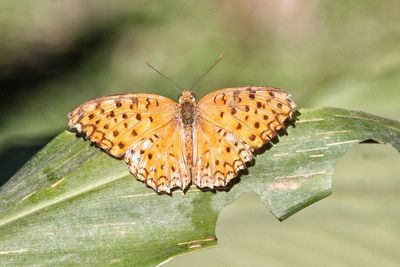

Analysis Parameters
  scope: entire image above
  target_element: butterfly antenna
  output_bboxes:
[146,62,183,91]
[190,54,224,90]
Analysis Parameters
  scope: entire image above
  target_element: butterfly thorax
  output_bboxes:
[178,90,197,174]
[178,90,196,126]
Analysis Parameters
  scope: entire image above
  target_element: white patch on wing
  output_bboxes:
[141,139,152,150]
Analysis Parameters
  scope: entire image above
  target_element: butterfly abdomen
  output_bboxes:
[183,125,194,174]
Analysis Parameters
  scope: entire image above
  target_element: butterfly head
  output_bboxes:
[178,90,196,104]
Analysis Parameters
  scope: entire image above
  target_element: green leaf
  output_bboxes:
[0,107,399,266]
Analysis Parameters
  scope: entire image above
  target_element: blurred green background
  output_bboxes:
[0,1,399,266]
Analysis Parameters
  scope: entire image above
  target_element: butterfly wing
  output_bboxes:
[125,119,190,193]
[68,93,190,192]
[194,86,296,187]
[193,120,253,188]
[68,93,177,157]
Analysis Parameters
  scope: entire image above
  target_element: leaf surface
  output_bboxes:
[0,107,399,266]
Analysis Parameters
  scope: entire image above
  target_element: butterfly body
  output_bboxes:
[68,86,296,193]
[178,90,198,178]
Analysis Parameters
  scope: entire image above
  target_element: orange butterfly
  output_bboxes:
[68,86,296,193]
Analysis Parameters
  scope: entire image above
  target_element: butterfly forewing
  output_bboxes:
[68,94,177,157]
[198,86,295,149]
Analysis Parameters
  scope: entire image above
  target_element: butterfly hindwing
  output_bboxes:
[193,120,253,188]
[124,120,191,193]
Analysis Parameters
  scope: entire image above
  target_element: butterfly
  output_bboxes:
[68,86,296,193]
